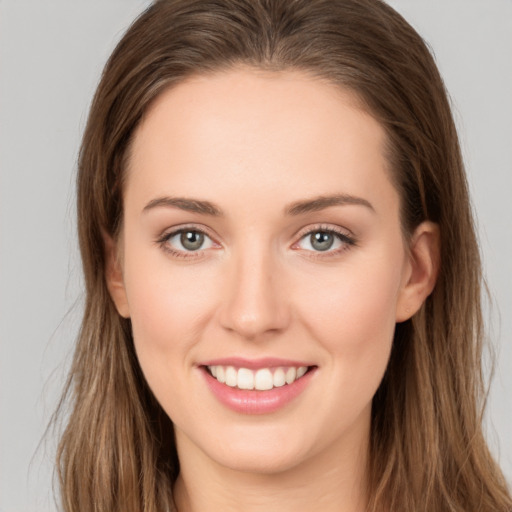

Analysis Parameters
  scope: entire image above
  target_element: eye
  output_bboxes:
[161,228,215,253]
[295,228,355,253]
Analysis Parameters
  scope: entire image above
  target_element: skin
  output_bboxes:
[106,68,439,512]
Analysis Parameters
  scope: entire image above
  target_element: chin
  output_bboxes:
[210,441,310,475]
[176,420,317,476]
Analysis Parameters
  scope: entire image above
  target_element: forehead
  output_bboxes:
[125,68,396,217]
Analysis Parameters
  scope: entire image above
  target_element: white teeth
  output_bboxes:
[273,367,286,387]
[216,366,226,383]
[297,366,307,378]
[237,368,255,390]
[254,369,273,390]
[207,365,310,390]
[225,366,237,387]
[285,367,296,384]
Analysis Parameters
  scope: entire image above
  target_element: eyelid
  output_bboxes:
[291,224,357,254]
[156,223,218,241]
[156,224,221,258]
[293,223,355,240]
[155,222,356,259]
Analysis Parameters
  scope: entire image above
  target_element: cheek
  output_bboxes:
[124,238,214,336]
[310,272,399,347]
[297,249,404,381]
[121,246,218,392]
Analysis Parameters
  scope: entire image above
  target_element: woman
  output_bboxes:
[56,0,512,511]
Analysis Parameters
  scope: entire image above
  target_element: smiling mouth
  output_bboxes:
[204,365,314,391]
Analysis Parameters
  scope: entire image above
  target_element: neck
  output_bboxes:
[172,420,369,512]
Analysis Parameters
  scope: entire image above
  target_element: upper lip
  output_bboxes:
[199,357,314,370]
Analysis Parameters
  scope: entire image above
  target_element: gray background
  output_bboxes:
[0,1,510,510]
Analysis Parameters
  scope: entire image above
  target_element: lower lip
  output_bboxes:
[201,367,316,415]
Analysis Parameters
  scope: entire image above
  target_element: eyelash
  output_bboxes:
[156,224,218,259]
[156,224,357,260]
[292,224,357,258]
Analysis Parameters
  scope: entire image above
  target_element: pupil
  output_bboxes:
[311,231,334,251]
[181,231,204,251]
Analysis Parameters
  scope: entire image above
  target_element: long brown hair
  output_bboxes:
[57,1,512,510]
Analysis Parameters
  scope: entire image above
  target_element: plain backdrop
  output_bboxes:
[0,1,510,511]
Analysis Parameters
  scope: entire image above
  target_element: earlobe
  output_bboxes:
[395,221,440,323]
[103,231,130,318]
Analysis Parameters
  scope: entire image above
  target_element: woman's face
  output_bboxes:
[109,68,434,475]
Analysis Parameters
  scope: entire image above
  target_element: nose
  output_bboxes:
[218,246,291,340]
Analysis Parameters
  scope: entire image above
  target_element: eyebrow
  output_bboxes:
[143,196,223,216]
[285,194,375,215]
[142,193,375,217]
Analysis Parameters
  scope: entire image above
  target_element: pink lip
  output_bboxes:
[199,362,317,415]
[200,357,312,370]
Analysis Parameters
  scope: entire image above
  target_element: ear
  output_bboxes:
[395,221,440,323]
[103,231,130,318]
